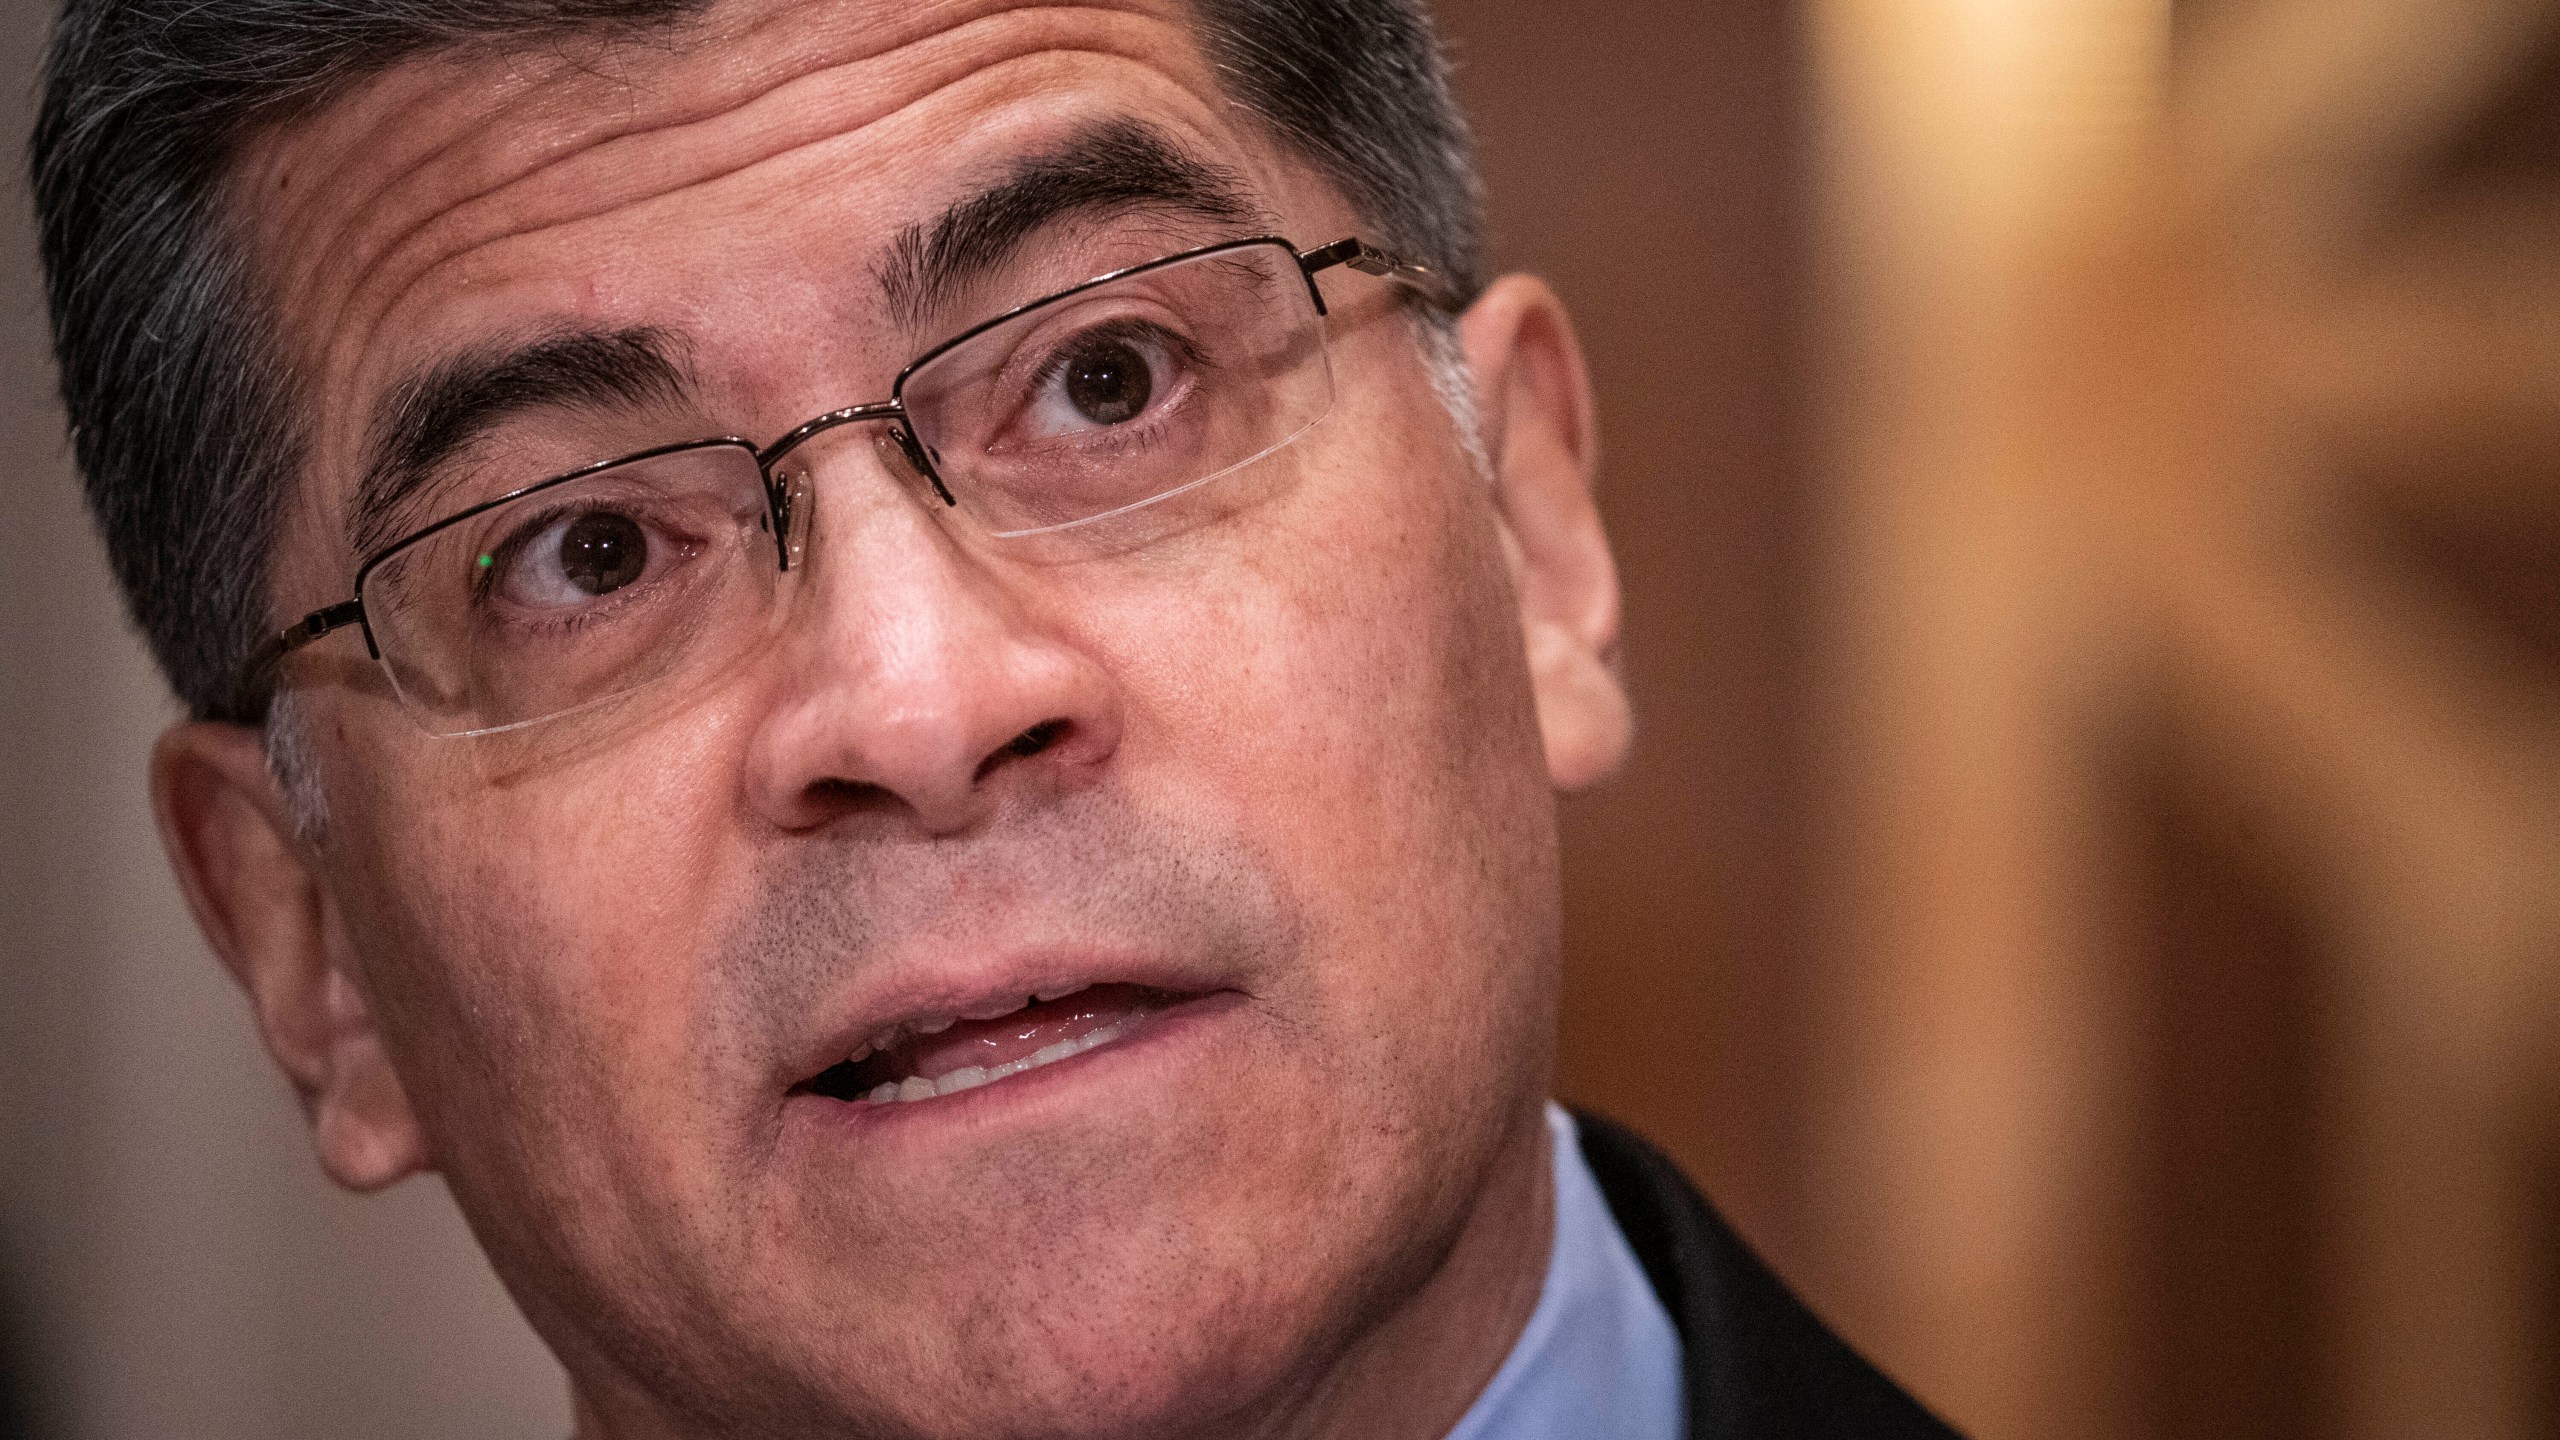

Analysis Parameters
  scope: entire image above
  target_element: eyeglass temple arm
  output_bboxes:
[1295,238,1460,313]
[246,598,366,684]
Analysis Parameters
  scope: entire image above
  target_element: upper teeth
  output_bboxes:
[862,1018,1134,1105]
[853,985,1096,1056]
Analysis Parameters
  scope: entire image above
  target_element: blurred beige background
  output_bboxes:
[6,1,2557,1437]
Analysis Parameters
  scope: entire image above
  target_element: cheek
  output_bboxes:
[332,732,748,1178]
[1079,379,1560,1085]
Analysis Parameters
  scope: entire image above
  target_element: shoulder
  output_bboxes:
[1571,1110,1965,1440]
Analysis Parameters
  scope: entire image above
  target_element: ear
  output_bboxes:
[151,720,426,1191]
[1459,275,1631,791]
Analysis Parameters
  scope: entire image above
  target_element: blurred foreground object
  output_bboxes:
[1802,1,2560,1437]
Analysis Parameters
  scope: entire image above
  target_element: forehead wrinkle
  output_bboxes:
[321,45,1227,440]
[256,1,1189,361]
[400,13,1205,286]
[276,13,1221,497]
[247,0,1143,307]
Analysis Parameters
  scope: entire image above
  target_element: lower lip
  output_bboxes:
[783,990,1246,1140]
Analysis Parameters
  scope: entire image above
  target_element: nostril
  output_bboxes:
[807,777,898,812]
[976,719,1068,781]
[1009,720,1066,757]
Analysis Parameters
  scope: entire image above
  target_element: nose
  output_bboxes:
[740,443,1122,836]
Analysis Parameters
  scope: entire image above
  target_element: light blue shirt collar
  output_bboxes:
[1443,1104,1685,1440]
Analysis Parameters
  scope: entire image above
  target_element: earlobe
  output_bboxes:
[1459,276,1633,791]
[152,721,428,1191]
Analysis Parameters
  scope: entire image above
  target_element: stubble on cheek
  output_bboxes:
[712,784,1319,1260]
[1255,343,1566,1076]
[360,768,1345,1426]
[324,741,754,1313]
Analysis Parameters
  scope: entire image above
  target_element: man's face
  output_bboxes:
[239,1,1572,1433]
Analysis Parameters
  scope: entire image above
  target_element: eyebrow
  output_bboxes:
[352,326,691,558]
[351,119,1270,559]
[873,117,1270,329]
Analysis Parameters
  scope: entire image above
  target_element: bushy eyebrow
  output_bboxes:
[352,326,690,559]
[872,116,1271,329]
[350,119,1271,560]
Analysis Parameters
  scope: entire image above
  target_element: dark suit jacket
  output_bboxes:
[1575,1112,1962,1439]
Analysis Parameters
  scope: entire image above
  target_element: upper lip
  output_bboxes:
[780,944,1234,1089]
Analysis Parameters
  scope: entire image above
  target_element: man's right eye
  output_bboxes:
[1031,325,1176,434]
[489,508,658,611]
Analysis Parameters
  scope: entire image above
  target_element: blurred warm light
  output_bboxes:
[1813,0,2167,261]
[1801,5,2176,1435]
[1798,2,2560,1437]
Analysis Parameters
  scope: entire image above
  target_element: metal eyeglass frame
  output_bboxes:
[245,234,1451,708]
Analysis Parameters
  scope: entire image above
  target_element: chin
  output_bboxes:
[659,1076,1471,1440]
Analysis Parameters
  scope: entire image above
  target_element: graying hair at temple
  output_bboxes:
[30,0,1485,725]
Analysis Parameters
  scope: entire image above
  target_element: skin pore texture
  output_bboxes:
[148,2,1633,1437]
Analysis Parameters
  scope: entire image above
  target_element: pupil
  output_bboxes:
[558,512,646,596]
[1064,338,1151,425]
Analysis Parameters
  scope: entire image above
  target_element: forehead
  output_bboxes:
[230,0,1271,561]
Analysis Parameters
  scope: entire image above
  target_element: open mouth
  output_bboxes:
[795,983,1185,1106]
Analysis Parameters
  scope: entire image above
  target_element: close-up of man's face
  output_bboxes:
[143,1,1631,1434]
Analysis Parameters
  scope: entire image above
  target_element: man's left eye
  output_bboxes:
[492,507,665,611]
[1024,325,1186,437]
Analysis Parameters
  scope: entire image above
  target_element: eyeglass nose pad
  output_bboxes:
[772,465,814,571]
[882,424,955,507]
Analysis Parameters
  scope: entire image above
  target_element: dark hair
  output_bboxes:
[31,0,1482,723]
